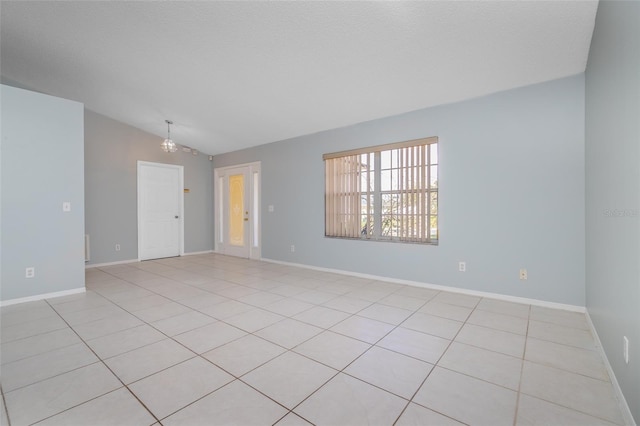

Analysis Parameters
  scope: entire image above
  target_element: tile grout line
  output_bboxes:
[513,304,532,426]
[33,298,163,426]
[282,292,442,423]
[2,294,128,394]
[3,254,620,425]
[131,256,625,424]
[0,330,85,367]
[0,384,11,426]
[201,284,436,423]
[514,307,620,425]
[92,266,534,425]
[391,295,480,426]
[86,262,332,424]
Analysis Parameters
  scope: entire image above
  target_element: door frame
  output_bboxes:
[137,161,184,261]
[214,161,261,259]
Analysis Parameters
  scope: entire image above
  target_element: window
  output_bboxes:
[324,137,438,244]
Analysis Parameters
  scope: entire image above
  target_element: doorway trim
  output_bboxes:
[214,161,261,259]
[137,161,184,261]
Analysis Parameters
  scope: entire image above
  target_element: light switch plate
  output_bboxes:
[63,202,71,212]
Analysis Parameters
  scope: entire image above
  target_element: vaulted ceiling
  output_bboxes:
[1,1,598,155]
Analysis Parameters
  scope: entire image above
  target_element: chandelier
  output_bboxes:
[161,119,178,153]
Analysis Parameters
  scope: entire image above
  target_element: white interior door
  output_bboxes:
[215,163,261,259]
[138,161,183,261]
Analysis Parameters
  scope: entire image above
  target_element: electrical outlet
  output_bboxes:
[519,269,528,280]
[63,201,71,212]
[115,244,121,251]
[624,336,629,364]
[458,261,466,272]
[290,244,295,253]
[268,205,274,212]
[25,267,35,278]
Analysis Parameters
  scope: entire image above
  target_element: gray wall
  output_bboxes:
[585,0,640,422]
[1,85,85,301]
[214,75,586,306]
[84,110,213,265]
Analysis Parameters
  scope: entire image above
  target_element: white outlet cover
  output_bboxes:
[63,201,71,212]
[268,205,274,212]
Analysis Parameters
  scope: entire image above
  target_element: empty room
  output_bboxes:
[0,1,638,425]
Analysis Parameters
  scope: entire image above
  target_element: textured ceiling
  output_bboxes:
[1,1,598,155]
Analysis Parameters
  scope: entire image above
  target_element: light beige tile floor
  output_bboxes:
[0,253,628,425]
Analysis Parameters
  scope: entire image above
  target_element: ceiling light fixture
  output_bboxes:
[161,119,178,153]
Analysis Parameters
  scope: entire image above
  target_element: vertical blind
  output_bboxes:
[324,154,362,238]
[324,137,438,244]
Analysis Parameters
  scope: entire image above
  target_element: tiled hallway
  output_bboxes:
[0,254,626,425]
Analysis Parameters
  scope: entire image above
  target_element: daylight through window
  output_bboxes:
[324,137,438,244]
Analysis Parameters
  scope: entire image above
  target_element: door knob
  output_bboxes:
[175,216,179,219]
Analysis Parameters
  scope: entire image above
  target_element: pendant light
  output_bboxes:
[161,119,178,153]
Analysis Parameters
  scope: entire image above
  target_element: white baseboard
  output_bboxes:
[260,257,585,313]
[585,311,636,426]
[183,250,214,256]
[86,251,214,269]
[85,259,138,269]
[0,287,86,307]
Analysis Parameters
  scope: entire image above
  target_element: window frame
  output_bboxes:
[324,136,438,245]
